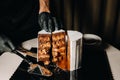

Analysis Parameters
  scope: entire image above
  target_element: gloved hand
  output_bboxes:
[38,12,64,32]
[38,0,64,32]
[38,12,55,32]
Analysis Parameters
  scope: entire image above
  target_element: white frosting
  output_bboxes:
[67,30,83,41]
[38,30,51,34]
[67,30,83,71]
[52,29,65,33]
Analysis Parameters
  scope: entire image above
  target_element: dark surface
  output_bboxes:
[81,45,113,80]
[10,44,113,80]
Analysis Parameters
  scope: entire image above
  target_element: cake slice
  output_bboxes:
[37,30,51,65]
[37,30,83,71]
[52,30,67,70]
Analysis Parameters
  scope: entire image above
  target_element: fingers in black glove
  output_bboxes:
[38,12,55,32]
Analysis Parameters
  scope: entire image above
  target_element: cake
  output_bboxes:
[38,30,51,65]
[37,30,83,71]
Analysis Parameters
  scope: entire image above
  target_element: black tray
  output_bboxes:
[10,45,113,80]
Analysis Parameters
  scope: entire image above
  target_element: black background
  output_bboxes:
[0,0,40,46]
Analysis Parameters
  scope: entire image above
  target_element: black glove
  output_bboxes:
[52,17,64,31]
[38,12,55,32]
[38,12,64,32]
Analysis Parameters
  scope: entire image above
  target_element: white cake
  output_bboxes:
[67,30,83,71]
[22,30,83,71]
